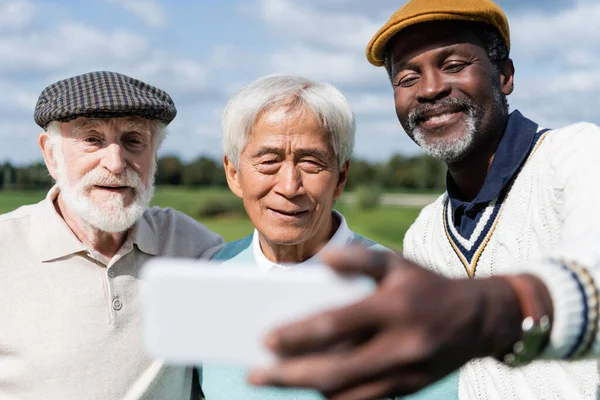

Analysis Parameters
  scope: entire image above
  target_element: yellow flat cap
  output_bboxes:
[366,0,510,66]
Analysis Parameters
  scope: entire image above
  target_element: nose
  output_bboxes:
[417,68,451,103]
[274,162,304,198]
[100,143,127,175]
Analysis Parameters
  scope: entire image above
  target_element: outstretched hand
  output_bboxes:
[248,246,524,400]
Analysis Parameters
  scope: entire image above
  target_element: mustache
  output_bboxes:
[77,167,145,193]
[407,97,476,130]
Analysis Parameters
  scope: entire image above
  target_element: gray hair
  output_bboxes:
[222,75,356,169]
[45,118,167,151]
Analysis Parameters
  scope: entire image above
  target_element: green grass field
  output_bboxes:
[0,186,423,251]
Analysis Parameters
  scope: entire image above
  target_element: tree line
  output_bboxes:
[0,154,446,191]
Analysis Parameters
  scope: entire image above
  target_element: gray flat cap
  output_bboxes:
[34,71,177,129]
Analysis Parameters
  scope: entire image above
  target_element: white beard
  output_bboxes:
[52,142,156,233]
[407,84,506,164]
[412,109,477,164]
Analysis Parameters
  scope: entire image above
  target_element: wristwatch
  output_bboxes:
[500,275,552,367]
[503,315,551,366]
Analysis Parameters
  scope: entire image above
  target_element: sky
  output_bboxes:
[0,0,598,165]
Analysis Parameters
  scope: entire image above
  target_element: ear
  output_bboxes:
[333,160,350,200]
[223,155,243,199]
[39,131,58,181]
[498,58,515,96]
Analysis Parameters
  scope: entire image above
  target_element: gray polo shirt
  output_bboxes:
[0,186,223,400]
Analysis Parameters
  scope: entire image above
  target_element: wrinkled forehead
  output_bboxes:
[255,102,326,133]
[69,116,154,135]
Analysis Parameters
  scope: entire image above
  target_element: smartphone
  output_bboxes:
[140,259,374,367]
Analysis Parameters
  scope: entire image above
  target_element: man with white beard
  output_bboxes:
[0,71,223,399]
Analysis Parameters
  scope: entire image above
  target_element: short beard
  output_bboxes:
[52,141,156,233]
[407,85,506,164]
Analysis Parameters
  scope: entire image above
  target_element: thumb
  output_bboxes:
[321,246,393,282]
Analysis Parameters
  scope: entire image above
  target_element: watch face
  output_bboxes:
[504,315,551,367]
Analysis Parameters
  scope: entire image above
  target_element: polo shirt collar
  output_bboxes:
[446,110,541,206]
[33,185,88,262]
[252,210,354,272]
[129,213,159,256]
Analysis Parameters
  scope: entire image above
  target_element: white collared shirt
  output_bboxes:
[252,210,354,272]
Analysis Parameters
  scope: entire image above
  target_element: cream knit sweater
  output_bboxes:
[403,122,600,399]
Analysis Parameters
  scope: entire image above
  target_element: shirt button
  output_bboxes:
[108,269,115,278]
[112,298,123,311]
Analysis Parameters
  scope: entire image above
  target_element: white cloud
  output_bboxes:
[208,45,237,68]
[0,23,149,71]
[361,120,405,138]
[171,61,209,89]
[545,70,600,94]
[257,0,388,85]
[354,118,422,160]
[511,71,600,129]
[128,58,211,93]
[0,120,39,158]
[0,0,36,31]
[258,0,380,51]
[192,123,221,139]
[0,19,216,99]
[507,1,600,129]
[0,82,38,114]
[269,44,384,85]
[105,0,167,28]
[510,1,600,67]
[158,120,224,162]
[348,92,395,115]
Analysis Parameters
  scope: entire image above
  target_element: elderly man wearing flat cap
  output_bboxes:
[247,1,600,399]
[0,71,223,399]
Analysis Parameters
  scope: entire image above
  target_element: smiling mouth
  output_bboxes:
[423,112,456,122]
[269,208,308,217]
[418,110,464,130]
[94,185,130,191]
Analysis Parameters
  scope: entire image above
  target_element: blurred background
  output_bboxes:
[1,0,598,251]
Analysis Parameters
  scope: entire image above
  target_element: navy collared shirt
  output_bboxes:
[447,110,547,238]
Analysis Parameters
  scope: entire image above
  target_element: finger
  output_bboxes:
[248,351,349,391]
[265,292,383,355]
[252,329,418,395]
[328,370,427,400]
[321,246,393,282]
[328,376,399,400]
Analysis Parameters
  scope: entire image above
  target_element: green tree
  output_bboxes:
[0,163,5,189]
[380,154,419,189]
[3,163,15,190]
[156,156,184,185]
[346,158,380,189]
[417,155,446,190]
[13,162,52,190]
[182,156,226,187]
